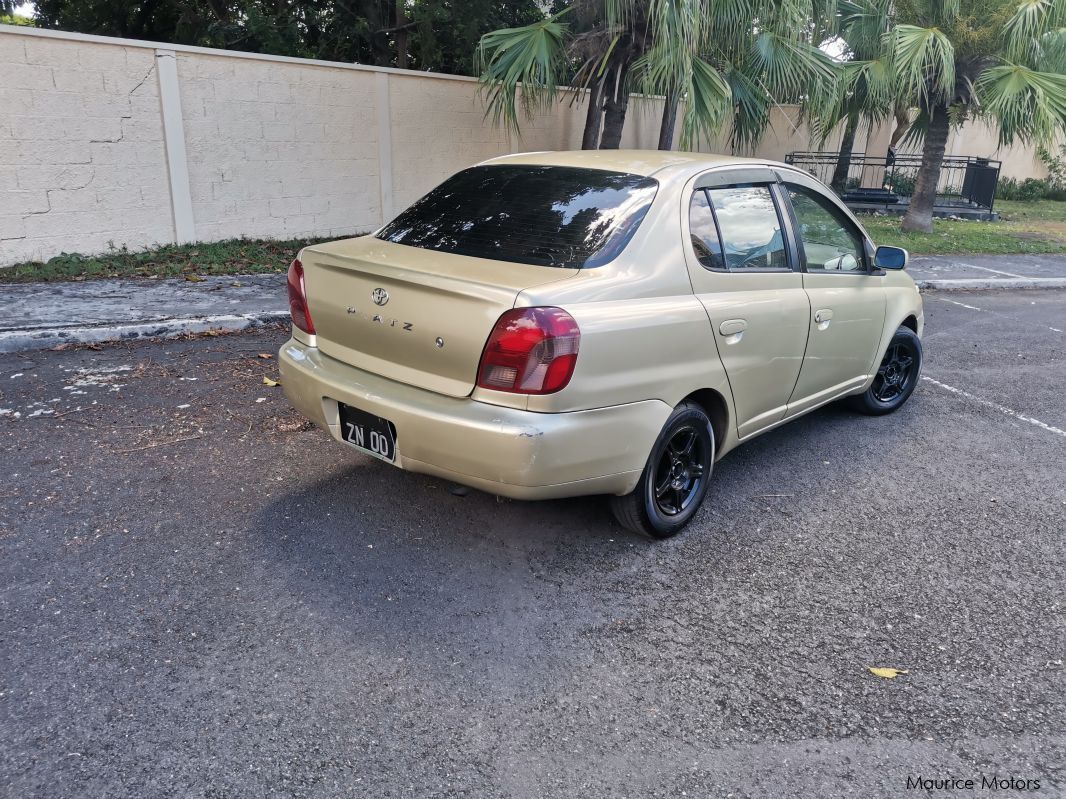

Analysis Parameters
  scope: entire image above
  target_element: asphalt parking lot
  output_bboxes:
[1,290,1063,798]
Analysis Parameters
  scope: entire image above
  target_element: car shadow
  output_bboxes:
[249,396,919,647]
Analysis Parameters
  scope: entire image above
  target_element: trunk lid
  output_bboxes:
[301,237,578,397]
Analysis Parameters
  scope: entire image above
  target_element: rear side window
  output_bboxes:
[707,186,789,270]
[377,165,658,268]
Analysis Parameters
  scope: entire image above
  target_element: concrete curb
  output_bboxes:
[0,311,288,353]
[916,277,1066,291]
[1,276,1063,354]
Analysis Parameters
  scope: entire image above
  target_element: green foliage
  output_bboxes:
[477,0,843,151]
[1037,142,1066,188]
[0,237,334,283]
[28,0,541,76]
[885,170,918,195]
[817,0,1066,232]
[409,1,543,76]
[475,11,571,133]
[995,140,1066,201]
[997,176,1066,201]
[0,13,34,25]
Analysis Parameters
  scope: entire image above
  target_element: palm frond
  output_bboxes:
[891,24,956,108]
[975,62,1066,146]
[475,13,571,134]
[678,56,734,150]
[838,0,892,55]
[1003,0,1057,64]
[725,62,772,152]
[752,31,839,101]
[1038,27,1066,73]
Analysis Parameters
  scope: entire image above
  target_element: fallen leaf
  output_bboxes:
[257,353,274,360]
[184,274,202,282]
[868,667,909,679]
[262,376,280,387]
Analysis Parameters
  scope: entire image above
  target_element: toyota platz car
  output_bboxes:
[279,150,923,538]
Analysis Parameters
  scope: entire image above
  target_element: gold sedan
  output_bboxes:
[280,150,923,538]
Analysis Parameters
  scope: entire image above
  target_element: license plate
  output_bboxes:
[338,403,396,462]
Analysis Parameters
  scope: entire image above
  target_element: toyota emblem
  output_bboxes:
[371,288,389,306]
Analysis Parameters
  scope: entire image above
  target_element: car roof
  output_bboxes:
[478,149,782,178]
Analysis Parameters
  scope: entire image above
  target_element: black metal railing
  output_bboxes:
[784,152,1002,213]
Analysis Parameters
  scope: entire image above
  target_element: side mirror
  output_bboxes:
[874,245,908,270]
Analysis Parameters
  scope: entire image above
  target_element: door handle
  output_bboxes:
[719,319,748,336]
[814,309,834,324]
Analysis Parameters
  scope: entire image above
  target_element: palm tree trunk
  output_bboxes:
[599,59,631,149]
[830,113,858,193]
[901,103,950,233]
[658,91,678,151]
[581,78,605,150]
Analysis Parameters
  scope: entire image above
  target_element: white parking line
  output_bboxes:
[928,295,1064,334]
[956,262,1026,278]
[921,376,1066,439]
[936,297,983,311]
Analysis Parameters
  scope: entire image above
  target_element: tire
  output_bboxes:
[850,326,923,415]
[609,401,715,539]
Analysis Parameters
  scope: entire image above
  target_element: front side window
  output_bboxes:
[706,186,789,271]
[786,185,866,272]
[376,165,658,269]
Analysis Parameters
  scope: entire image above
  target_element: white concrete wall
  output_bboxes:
[176,52,384,242]
[0,24,1057,267]
[0,32,173,264]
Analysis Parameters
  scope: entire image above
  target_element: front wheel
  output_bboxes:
[850,326,923,415]
[609,401,715,539]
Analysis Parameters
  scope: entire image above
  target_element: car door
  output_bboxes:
[777,172,887,415]
[682,168,811,439]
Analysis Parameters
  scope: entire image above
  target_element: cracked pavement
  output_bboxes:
[0,292,1063,798]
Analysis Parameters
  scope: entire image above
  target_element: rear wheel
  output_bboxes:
[850,326,922,415]
[609,401,715,539]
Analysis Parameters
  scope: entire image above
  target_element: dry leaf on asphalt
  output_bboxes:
[262,376,280,387]
[868,667,909,679]
[257,353,274,360]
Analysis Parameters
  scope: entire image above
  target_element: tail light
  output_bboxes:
[477,307,580,394]
[287,258,315,335]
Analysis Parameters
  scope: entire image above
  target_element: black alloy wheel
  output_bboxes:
[610,401,715,539]
[651,425,710,517]
[871,341,918,403]
[851,326,923,415]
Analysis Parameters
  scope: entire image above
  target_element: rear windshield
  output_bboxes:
[376,165,658,268]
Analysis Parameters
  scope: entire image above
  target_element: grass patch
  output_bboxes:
[860,199,1066,255]
[0,237,337,283]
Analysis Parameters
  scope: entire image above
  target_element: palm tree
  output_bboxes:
[815,0,895,192]
[841,0,1066,232]
[475,0,840,152]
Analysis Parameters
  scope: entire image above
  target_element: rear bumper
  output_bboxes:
[278,338,670,500]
